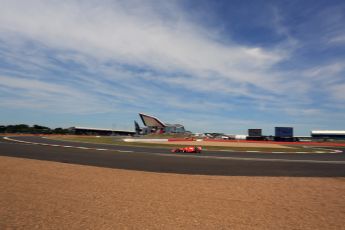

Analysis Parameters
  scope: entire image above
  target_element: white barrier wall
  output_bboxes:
[123,138,168,142]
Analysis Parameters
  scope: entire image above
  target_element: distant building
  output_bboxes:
[311,130,345,140]
[247,129,265,141]
[248,129,262,137]
[274,127,294,141]
[135,113,186,134]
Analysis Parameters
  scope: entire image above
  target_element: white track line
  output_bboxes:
[5,137,133,154]
[3,137,133,153]
[76,147,90,149]
[3,137,344,164]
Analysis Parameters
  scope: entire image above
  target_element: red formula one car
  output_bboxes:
[171,146,202,153]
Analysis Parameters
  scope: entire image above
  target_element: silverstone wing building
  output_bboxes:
[136,113,186,134]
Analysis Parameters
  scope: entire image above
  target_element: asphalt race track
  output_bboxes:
[1,136,345,177]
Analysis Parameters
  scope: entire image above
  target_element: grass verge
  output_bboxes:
[47,136,332,153]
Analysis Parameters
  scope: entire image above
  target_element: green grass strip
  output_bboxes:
[47,136,331,153]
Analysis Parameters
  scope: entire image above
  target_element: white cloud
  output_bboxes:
[0,75,116,113]
[0,0,287,95]
[329,34,345,44]
[0,75,70,94]
[300,61,345,104]
[303,62,345,79]
[329,83,345,104]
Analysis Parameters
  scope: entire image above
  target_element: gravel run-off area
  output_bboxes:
[1,156,345,230]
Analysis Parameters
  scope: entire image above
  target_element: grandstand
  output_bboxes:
[70,127,134,136]
[311,130,345,140]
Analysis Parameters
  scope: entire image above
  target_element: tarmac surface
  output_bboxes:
[1,136,345,177]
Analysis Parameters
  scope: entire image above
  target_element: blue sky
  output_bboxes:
[0,0,344,135]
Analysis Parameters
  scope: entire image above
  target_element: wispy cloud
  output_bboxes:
[329,34,345,44]
[0,1,286,85]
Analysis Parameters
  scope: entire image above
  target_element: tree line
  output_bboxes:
[0,124,72,134]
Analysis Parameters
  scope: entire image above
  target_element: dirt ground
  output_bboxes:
[1,156,344,230]
[152,140,291,148]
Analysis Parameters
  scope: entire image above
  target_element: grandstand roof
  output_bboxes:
[311,130,345,135]
[72,126,133,132]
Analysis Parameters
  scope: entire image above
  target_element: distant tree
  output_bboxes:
[53,128,69,134]
[33,124,50,130]
[6,124,30,133]
[0,124,74,134]
[32,124,52,134]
